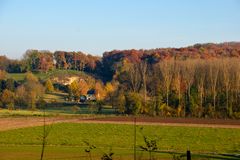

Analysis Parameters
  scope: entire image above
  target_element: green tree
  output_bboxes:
[125,92,142,115]
[6,78,15,91]
[23,50,40,71]
[113,91,126,113]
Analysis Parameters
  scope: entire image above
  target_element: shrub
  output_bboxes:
[125,92,142,115]
[113,91,126,113]
[71,105,80,113]
[45,79,54,93]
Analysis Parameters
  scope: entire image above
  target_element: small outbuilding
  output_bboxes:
[86,89,96,101]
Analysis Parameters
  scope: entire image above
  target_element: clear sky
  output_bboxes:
[0,0,240,59]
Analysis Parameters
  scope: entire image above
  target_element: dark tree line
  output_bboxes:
[54,51,101,72]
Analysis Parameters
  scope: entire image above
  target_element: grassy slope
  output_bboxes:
[6,69,93,81]
[0,123,240,159]
[5,70,113,115]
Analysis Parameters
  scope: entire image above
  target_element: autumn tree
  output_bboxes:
[6,78,15,91]
[105,82,118,107]
[78,80,89,96]
[159,59,174,107]
[181,60,196,116]
[113,90,126,113]
[172,60,183,116]
[68,79,89,98]
[221,59,232,116]
[207,60,219,113]
[139,60,148,105]
[15,85,27,108]
[23,50,54,72]
[0,70,6,80]
[0,56,10,70]
[1,89,15,110]
[38,52,54,72]
[54,51,68,69]
[125,63,142,93]
[230,59,240,114]
[45,79,54,93]
[194,60,206,117]
[22,72,45,110]
[94,81,106,100]
[25,72,38,82]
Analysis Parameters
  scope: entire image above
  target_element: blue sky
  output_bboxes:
[0,0,240,59]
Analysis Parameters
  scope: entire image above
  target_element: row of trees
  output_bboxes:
[101,42,240,81]
[2,57,239,118]
[54,51,100,72]
[109,58,240,118]
[1,42,240,77]
[0,50,101,73]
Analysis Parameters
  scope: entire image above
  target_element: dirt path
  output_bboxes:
[1,116,240,131]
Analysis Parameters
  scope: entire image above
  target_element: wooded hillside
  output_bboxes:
[1,42,240,118]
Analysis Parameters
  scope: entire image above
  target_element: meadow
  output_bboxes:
[0,123,240,159]
[6,69,90,82]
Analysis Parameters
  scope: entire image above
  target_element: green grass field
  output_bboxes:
[3,70,240,159]
[0,109,56,117]
[0,107,116,117]
[0,123,240,160]
[44,92,67,103]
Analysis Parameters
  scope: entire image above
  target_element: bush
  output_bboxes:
[45,79,54,93]
[233,112,240,119]
[96,100,104,113]
[71,105,81,113]
[113,91,126,113]
[7,103,14,110]
[125,92,142,115]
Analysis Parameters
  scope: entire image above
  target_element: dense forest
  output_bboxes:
[1,42,240,118]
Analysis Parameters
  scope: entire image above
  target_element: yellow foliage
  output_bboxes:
[0,70,6,80]
[45,79,54,92]
[95,81,106,100]
[1,89,15,107]
[69,80,89,97]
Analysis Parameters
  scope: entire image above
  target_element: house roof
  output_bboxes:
[87,89,95,95]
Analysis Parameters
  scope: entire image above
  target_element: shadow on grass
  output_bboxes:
[152,150,240,160]
[45,103,116,115]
